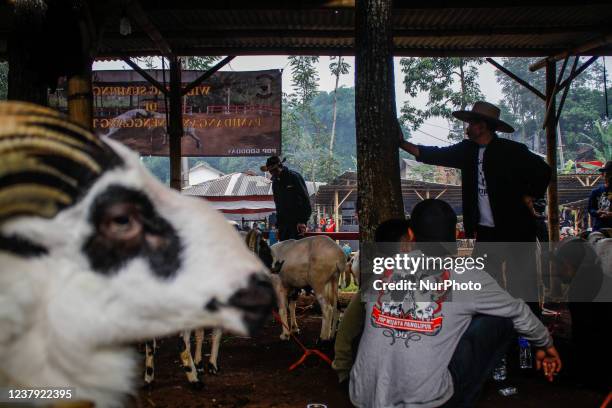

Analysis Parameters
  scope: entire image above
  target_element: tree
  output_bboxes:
[399,57,485,142]
[140,156,170,185]
[577,119,612,163]
[185,56,221,71]
[328,56,350,156]
[287,56,320,107]
[496,57,609,162]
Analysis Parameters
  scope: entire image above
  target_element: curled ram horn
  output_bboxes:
[0,101,120,222]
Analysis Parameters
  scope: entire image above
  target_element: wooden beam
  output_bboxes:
[486,58,545,100]
[122,58,167,95]
[125,0,173,57]
[182,56,235,96]
[554,56,579,127]
[103,25,605,41]
[558,56,599,90]
[545,60,560,243]
[168,56,183,191]
[529,33,612,72]
[95,46,612,59]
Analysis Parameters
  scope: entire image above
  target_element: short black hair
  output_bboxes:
[374,218,410,243]
[410,199,457,242]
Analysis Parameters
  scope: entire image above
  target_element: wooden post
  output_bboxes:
[334,189,340,232]
[545,61,560,243]
[169,56,183,191]
[7,2,47,105]
[67,64,93,129]
[355,0,405,243]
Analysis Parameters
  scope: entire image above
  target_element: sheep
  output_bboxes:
[143,228,276,386]
[270,235,346,341]
[0,101,275,408]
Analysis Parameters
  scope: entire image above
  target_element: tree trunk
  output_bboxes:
[355,0,404,243]
[7,2,48,105]
[329,57,341,156]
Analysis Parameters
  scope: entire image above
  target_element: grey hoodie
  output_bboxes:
[349,254,552,408]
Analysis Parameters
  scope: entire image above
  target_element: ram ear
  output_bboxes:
[0,101,120,223]
[271,260,284,275]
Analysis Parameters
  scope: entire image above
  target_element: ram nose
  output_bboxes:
[228,274,276,335]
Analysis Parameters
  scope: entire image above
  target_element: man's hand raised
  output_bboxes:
[535,346,562,382]
[397,125,420,157]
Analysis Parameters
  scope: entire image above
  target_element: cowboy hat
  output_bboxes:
[452,101,515,133]
[260,155,286,172]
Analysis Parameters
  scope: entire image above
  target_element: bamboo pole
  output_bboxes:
[67,64,93,129]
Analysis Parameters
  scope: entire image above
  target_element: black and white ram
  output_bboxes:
[143,228,275,386]
[0,102,275,408]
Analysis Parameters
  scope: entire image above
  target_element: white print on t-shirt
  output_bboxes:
[478,146,495,227]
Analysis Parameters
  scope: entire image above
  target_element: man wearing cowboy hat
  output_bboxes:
[400,101,551,307]
[261,156,312,241]
[587,160,612,231]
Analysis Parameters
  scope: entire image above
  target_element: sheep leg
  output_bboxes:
[144,339,156,385]
[207,328,222,375]
[179,330,203,388]
[277,287,291,340]
[289,299,300,334]
[315,292,332,341]
[193,328,204,375]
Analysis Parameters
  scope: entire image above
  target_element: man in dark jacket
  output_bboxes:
[588,161,612,231]
[400,101,551,305]
[261,156,312,241]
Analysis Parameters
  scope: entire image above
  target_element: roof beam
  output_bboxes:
[182,56,235,96]
[122,58,168,95]
[486,58,545,100]
[529,33,612,71]
[102,25,605,41]
[124,0,173,57]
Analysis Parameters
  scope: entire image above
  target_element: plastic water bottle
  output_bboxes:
[498,386,518,397]
[518,337,532,369]
[492,357,507,381]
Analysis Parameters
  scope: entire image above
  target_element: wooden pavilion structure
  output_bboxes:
[1,0,611,243]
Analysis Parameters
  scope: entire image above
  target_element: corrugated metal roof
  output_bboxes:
[183,172,272,197]
[91,2,612,57]
[2,2,611,61]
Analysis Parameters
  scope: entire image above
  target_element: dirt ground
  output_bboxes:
[130,294,608,408]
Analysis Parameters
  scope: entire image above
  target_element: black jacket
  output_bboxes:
[272,167,312,226]
[418,136,551,241]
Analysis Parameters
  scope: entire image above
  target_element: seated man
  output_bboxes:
[333,218,412,385]
[350,199,561,408]
[554,237,612,391]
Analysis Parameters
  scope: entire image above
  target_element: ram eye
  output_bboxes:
[99,203,143,241]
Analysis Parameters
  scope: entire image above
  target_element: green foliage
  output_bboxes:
[577,120,612,163]
[0,62,7,100]
[287,56,320,107]
[399,57,485,141]
[329,56,350,77]
[496,57,610,165]
[140,156,170,185]
[185,56,222,71]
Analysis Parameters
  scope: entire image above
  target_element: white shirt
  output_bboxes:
[478,146,495,227]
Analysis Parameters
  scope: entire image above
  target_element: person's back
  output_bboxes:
[350,199,558,408]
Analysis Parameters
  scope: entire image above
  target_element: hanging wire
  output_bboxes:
[603,58,609,119]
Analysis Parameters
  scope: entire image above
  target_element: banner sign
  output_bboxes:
[49,69,282,157]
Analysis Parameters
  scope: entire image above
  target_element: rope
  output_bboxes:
[601,392,612,408]
[271,310,333,371]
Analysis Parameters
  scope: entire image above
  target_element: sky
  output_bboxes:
[93,55,611,147]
